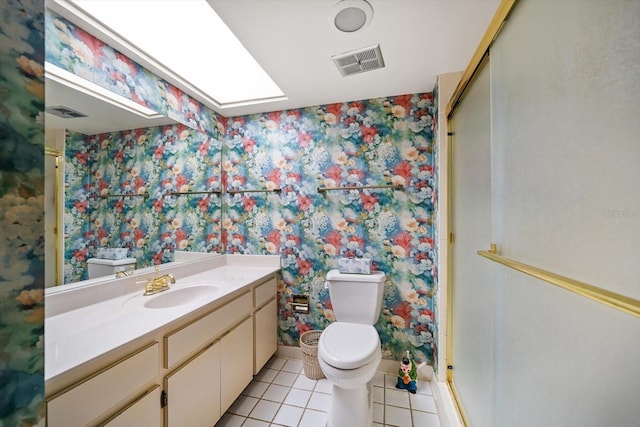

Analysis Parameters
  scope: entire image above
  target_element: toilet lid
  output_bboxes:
[318,323,380,370]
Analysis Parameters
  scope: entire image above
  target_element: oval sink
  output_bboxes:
[124,284,220,309]
[144,285,220,309]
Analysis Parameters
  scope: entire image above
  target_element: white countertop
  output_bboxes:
[45,255,280,382]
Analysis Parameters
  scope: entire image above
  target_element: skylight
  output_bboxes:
[70,0,286,109]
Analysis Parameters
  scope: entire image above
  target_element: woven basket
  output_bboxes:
[300,330,325,380]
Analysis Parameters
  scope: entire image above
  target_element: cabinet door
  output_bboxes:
[220,317,254,413]
[254,298,278,374]
[101,386,162,427]
[165,341,221,427]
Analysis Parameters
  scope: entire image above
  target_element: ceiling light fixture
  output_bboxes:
[330,0,374,33]
[60,0,286,110]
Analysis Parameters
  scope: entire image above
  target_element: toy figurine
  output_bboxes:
[396,351,424,394]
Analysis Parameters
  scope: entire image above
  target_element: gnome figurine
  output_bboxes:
[396,351,423,394]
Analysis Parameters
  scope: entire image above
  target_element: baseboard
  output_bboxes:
[276,345,302,360]
[276,345,434,380]
[431,379,464,427]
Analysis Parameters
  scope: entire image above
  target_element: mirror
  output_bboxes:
[45,57,223,287]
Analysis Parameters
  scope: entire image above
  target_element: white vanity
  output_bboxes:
[45,254,280,427]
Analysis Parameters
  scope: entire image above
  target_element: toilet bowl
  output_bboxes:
[317,269,386,427]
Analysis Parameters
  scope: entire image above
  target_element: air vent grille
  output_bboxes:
[45,106,88,119]
[331,44,385,77]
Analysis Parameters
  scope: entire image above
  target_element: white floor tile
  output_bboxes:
[385,405,412,427]
[415,379,433,395]
[272,371,298,387]
[373,386,384,404]
[373,402,384,424]
[292,374,317,391]
[255,368,278,383]
[222,360,445,427]
[307,391,331,412]
[214,413,244,427]
[385,374,399,389]
[410,392,438,413]
[314,378,333,394]
[248,400,280,422]
[412,409,442,427]
[242,380,269,398]
[262,383,290,403]
[227,395,258,416]
[265,357,287,370]
[282,358,304,373]
[372,372,385,387]
[299,409,328,427]
[242,419,269,427]
[283,388,312,407]
[386,388,411,408]
[272,404,304,426]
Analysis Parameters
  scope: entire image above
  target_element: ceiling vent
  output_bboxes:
[332,44,385,77]
[45,105,88,119]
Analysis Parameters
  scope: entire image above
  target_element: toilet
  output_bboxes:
[317,269,386,427]
[86,257,136,279]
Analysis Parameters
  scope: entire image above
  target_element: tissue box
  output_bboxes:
[96,247,128,260]
[338,257,372,274]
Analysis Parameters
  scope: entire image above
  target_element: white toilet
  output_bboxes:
[317,269,386,427]
[86,257,136,279]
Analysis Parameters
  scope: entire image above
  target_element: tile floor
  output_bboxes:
[215,356,442,427]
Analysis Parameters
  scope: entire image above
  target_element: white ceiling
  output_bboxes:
[45,0,500,134]
[208,0,500,117]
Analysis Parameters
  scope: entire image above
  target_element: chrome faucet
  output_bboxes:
[143,267,176,296]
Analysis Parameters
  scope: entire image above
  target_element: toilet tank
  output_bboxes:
[326,269,386,324]
[87,257,136,279]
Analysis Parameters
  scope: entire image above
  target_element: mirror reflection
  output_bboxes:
[44,46,223,287]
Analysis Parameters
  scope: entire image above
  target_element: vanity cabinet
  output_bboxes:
[46,269,279,427]
[46,342,161,427]
[162,291,254,426]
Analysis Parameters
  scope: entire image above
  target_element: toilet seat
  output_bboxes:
[318,322,380,369]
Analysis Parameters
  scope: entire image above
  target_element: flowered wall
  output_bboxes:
[225,95,438,364]
[0,0,45,425]
[45,10,224,139]
[45,4,439,366]
[64,124,222,282]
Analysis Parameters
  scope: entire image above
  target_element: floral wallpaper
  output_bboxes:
[45,10,224,139]
[46,1,439,376]
[225,95,438,364]
[0,0,45,425]
[64,124,222,283]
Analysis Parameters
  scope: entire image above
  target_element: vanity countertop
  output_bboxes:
[45,254,280,383]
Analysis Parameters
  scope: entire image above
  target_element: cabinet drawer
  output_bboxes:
[47,342,159,427]
[254,276,276,308]
[165,291,252,368]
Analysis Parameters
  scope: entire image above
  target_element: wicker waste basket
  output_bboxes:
[300,330,325,380]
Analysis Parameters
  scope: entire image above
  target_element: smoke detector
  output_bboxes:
[329,0,373,33]
[331,44,385,77]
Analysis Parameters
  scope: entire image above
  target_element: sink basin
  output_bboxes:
[124,284,220,309]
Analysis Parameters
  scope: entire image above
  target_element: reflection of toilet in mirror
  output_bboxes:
[86,258,136,279]
[317,269,386,427]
